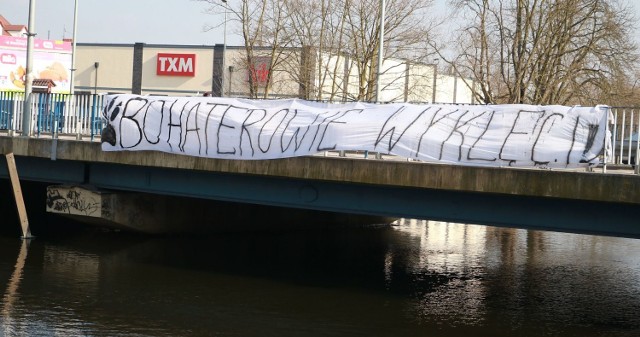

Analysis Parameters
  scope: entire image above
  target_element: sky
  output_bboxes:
[1,0,640,47]
[0,0,236,45]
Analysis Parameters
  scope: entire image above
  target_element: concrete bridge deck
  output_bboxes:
[1,135,639,238]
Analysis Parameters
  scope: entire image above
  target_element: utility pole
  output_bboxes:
[376,0,385,103]
[72,0,80,140]
[21,0,36,137]
[222,0,228,97]
[431,58,439,103]
[70,0,78,95]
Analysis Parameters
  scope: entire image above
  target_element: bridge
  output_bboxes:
[0,92,639,238]
[0,134,638,239]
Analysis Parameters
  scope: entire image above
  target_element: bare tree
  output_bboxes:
[441,0,639,105]
[199,0,293,98]
[280,0,352,101]
[198,0,437,102]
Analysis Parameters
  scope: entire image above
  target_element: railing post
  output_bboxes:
[91,94,98,140]
[75,94,83,140]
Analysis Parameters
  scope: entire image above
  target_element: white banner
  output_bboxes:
[101,94,610,168]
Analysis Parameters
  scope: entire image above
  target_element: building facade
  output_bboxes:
[3,12,478,103]
[75,42,476,103]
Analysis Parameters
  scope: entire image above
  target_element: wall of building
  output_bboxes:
[75,44,134,94]
[233,48,302,99]
[77,43,218,96]
[315,49,476,104]
[406,63,434,103]
[378,58,408,102]
[315,52,347,101]
[74,42,475,103]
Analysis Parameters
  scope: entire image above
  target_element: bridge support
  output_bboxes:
[4,153,32,239]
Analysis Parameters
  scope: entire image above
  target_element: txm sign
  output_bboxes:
[156,53,196,76]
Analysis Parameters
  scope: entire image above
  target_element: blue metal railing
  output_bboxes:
[0,91,18,130]
[0,91,105,140]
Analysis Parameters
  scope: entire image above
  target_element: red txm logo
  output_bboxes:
[157,53,196,76]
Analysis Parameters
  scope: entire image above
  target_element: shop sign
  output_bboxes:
[156,53,195,76]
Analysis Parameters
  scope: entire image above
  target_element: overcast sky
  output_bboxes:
[1,0,639,47]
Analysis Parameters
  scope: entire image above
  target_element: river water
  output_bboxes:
[1,219,639,337]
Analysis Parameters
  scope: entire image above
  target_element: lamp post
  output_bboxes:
[222,0,228,97]
[94,62,100,95]
[375,0,385,103]
[71,0,80,140]
[228,65,234,96]
[70,0,78,95]
[431,58,439,103]
[21,0,36,137]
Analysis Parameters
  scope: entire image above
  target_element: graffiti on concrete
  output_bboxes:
[46,187,100,216]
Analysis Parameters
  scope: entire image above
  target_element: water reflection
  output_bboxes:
[2,240,29,337]
[0,220,639,336]
[393,220,640,335]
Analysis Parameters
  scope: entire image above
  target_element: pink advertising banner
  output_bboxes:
[0,35,72,93]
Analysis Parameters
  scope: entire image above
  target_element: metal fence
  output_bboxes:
[0,91,637,174]
[0,91,105,140]
[609,107,639,170]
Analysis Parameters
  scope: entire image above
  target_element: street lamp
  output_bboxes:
[222,0,228,97]
[94,62,100,95]
[71,0,79,140]
[228,65,234,96]
[375,0,385,103]
[70,0,78,95]
[22,0,36,137]
[431,58,439,104]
